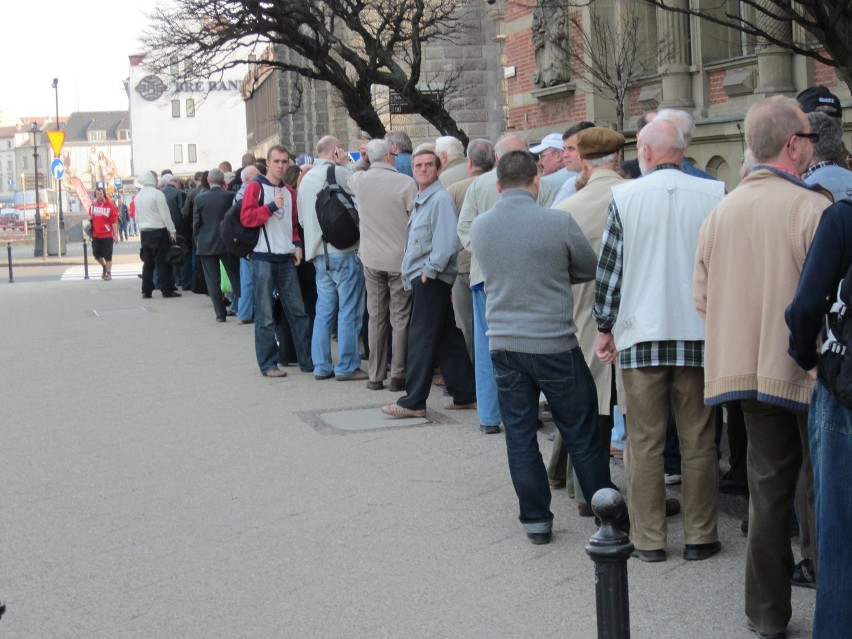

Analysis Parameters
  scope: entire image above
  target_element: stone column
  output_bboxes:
[657,0,693,108]
[753,1,794,94]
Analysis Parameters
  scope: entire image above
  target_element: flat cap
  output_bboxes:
[577,127,625,159]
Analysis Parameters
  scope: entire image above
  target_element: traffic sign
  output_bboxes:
[6,178,13,187]
[47,130,66,157]
[113,176,123,189]
[50,158,65,181]
[95,181,105,190]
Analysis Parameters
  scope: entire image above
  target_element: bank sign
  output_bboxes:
[135,75,241,102]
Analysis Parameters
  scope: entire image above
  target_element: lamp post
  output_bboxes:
[52,77,65,255]
[31,122,44,257]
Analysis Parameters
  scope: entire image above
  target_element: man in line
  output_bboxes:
[593,118,724,563]
[803,111,852,201]
[241,145,313,378]
[89,187,119,281]
[436,136,468,187]
[458,134,556,435]
[193,168,239,323]
[552,121,595,205]
[694,95,829,639]
[447,139,496,362]
[136,169,179,298]
[381,149,476,418]
[235,164,260,325]
[161,173,192,290]
[470,150,624,544]
[530,132,571,191]
[386,131,413,177]
[349,138,418,391]
[298,135,367,381]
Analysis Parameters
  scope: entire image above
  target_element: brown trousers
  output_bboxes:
[363,266,411,383]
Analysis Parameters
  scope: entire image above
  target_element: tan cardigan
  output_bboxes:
[693,169,829,411]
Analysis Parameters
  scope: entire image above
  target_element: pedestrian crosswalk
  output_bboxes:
[61,263,142,281]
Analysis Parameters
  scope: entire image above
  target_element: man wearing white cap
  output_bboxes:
[530,133,573,190]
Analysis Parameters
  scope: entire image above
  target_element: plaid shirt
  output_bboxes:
[592,164,704,369]
[802,161,839,181]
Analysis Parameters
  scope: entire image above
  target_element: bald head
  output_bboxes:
[637,119,686,175]
[745,96,811,164]
[494,133,528,159]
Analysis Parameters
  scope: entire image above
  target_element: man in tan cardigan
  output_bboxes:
[694,95,830,639]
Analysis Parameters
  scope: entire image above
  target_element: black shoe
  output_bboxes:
[719,477,749,496]
[389,377,406,392]
[314,372,334,380]
[216,317,226,323]
[480,424,502,434]
[631,548,666,562]
[747,619,786,638]
[741,519,749,536]
[162,291,182,298]
[526,531,552,545]
[366,380,384,390]
[683,541,722,561]
[142,292,152,299]
[791,558,816,589]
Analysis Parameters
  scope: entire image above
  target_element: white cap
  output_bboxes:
[529,133,564,154]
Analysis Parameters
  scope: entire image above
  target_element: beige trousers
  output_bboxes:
[364,266,412,383]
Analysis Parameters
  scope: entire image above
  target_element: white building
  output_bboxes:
[127,54,248,179]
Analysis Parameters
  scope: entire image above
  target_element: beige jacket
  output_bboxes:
[694,169,829,411]
[555,169,625,414]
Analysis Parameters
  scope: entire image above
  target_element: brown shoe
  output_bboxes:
[381,403,427,418]
[389,377,406,392]
[665,498,681,517]
[578,503,594,517]
[548,478,566,489]
[236,319,254,325]
[336,368,369,381]
[366,380,384,390]
[263,368,287,378]
[443,401,477,410]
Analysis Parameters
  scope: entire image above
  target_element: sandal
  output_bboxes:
[381,404,426,419]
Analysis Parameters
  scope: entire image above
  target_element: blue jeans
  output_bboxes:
[491,348,619,534]
[472,289,501,427]
[237,258,254,321]
[251,258,312,374]
[311,252,365,377]
[810,379,852,638]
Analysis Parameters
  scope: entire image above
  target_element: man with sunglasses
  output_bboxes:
[694,95,830,639]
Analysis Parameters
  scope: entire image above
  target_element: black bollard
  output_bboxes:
[6,242,12,283]
[586,488,633,639]
[82,239,90,280]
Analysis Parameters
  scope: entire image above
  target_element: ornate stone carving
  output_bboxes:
[532,2,571,88]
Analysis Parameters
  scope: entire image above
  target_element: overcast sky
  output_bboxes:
[2,0,155,118]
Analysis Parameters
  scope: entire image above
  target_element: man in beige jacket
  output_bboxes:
[349,139,418,391]
[694,95,830,639]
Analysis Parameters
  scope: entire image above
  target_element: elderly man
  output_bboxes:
[552,127,626,515]
[235,164,261,325]
[458,134,556,434]
[436,136,468,187]
[381,149,476,419]
[530,132,571,190]
[593,118,725,563]
[349,139,418,390]
[470,150,625,544]
[298,135,367,381]
[803,111,852,201]
[136,169,179,298]
[694,95,830,639]
[386,131,413,177]
[193,168,239,323]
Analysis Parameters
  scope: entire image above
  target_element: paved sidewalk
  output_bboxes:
[0,253,815,638]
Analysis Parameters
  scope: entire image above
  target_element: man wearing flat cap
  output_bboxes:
[549,128,627,515]
[592,118,725,563]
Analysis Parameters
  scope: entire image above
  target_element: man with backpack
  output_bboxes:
[787,198,852,639]
[297,135,367,382]
[240,145,313,378]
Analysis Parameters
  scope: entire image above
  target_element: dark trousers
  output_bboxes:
[140,228,173,296]
[199,254,240,320]
[398,277,475,411]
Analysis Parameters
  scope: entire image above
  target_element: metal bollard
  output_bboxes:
[586,488,633,639]
[82,240,90,280]
[6,242,12,283]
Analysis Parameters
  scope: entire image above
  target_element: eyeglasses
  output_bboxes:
[792,132,820,142]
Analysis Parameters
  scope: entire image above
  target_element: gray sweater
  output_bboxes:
[469,188,597,354]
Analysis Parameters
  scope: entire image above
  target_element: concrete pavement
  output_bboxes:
[0,243,815,638]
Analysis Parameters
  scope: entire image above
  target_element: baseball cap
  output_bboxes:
[529,133,564,154]
[797,86,842,119]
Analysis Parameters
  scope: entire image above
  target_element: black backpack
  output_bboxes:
[819,253,852,409]
[315,164,360,252]
[220,180,267,258]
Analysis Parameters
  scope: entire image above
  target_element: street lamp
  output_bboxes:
[53,77,65,255]
[31,122,44,257]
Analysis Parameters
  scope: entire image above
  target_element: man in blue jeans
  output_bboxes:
[298,135,367,381]
[470,150,625,545]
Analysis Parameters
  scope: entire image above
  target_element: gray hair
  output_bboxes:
[585,152,619,168]
[808,111,845,164]
[638,119,686,154]
[494,133,527,158]
[656,109,695,145]
[385,130,412,153]
[241,165,259,183]
[207,168,225,186]
[157,174,172,189]
[366,138,391,163]
[466,138,496,172]
[413,142,435,156]
[745,96,805,163]
[435,136,464,159]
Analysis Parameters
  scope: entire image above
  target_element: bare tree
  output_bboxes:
[140,0,473,144]
[567,0,657,131]
[642,0,852,92]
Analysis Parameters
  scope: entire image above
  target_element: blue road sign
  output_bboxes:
[6,178,13,187]
[113,177,123,189]
[50,158,65,181]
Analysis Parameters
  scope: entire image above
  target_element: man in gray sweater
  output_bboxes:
[470,150,625,544]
